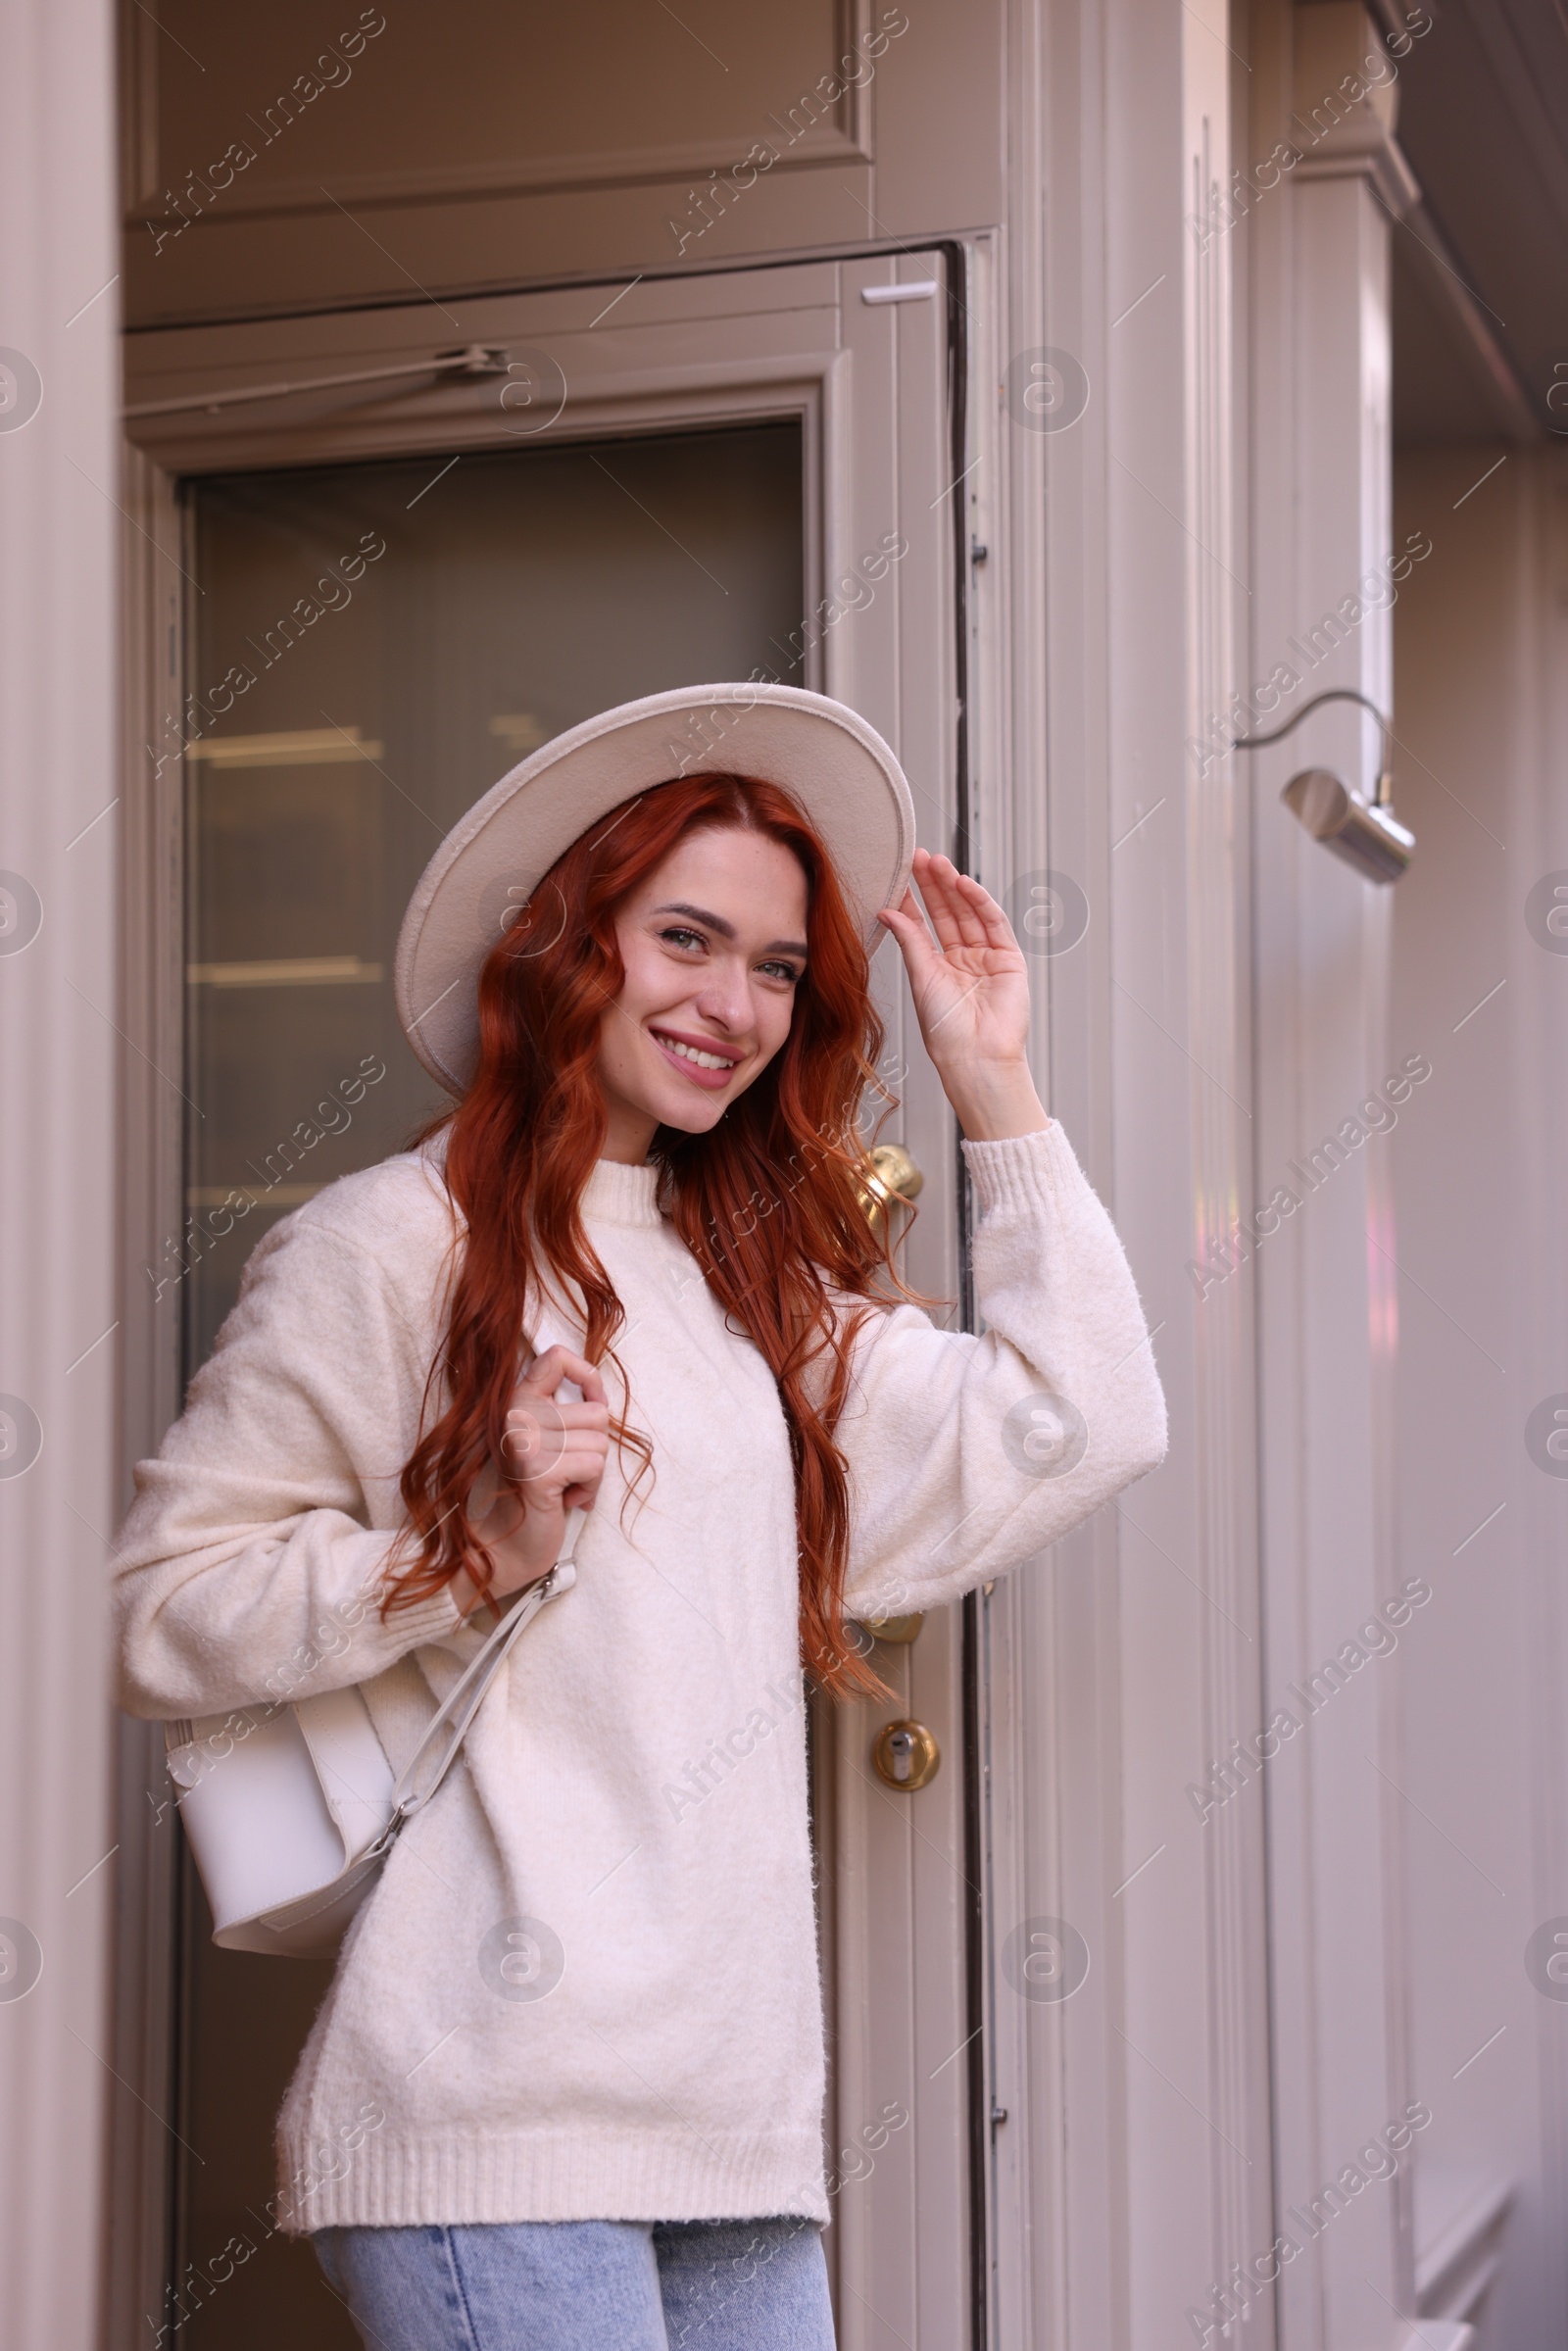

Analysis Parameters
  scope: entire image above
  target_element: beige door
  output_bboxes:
[117,251,983,2351]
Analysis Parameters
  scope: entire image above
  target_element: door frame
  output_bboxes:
[112,238,999,2351]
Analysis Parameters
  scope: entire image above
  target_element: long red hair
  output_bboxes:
[385,771,916,1698]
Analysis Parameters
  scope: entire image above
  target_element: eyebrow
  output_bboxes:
[652,902,808,959]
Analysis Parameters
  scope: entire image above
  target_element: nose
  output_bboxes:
[691,951,754,1035]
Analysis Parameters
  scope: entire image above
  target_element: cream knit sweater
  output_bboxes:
[114,1120,1165,2233]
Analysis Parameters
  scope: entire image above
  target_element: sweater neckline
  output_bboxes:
[580,1155,663,1229]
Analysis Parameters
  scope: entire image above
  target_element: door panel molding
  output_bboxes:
[119,0,875,225]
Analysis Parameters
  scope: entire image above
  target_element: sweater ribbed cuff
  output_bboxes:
[960,1120,1072,1216]
[382,1580,468,1648]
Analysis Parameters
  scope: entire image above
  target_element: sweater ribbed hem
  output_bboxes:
[274,2122,829,2234]
[961,1120,1068,1216]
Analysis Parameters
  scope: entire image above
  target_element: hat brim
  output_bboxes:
[394,683,918,1094]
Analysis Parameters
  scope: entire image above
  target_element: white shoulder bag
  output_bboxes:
[164,1505,583,1957]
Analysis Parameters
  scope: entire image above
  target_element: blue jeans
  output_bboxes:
[313,2215,836,2350]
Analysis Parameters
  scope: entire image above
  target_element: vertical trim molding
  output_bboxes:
[105,445,186,2351]
[1248,6,1408,2344]
[0,2,120,2344]
[1181,40,1279,2339]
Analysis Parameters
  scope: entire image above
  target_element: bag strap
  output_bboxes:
[366,1503,584,1858]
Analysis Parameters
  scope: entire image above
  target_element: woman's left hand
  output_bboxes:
[877,849,1050,1142]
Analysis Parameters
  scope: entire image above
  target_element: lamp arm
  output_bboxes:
[1230,687,1394,807]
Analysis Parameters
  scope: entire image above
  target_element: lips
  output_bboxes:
[649,1026,742,1090]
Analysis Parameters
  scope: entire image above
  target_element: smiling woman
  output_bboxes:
[396,750,917,1667]
[113,684,1166,2351]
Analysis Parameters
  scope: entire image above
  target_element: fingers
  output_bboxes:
[943,858,1022,955]
[516,1343,608,1403]
[492,1437,608,1502]
[502,1409,609,1471]
[902,850,1023,960]
[914,850,1001,951]
[500,1381,609,1497]
[879,882,925,928]
[876,883,927,930]
[510,1393,610,1432]
[542,1445,609,1494]
[876,888,940,979]
[897,854,964,955]
[502,1345,612,1514]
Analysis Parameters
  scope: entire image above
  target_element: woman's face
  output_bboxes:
[596,823,810,1161]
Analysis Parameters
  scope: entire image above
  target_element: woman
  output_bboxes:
[115,683,1166,2351]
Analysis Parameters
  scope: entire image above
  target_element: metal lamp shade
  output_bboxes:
[1281,767,1416,884]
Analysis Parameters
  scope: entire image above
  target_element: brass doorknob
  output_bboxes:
[856,1143,923,1236]
[871,1718,940,1791]
[858,1611,924,1645]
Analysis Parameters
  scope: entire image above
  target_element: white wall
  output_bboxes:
[0,2,120,2346]
[1390,443,1568,2349]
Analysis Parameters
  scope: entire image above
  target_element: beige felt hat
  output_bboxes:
[394,681,918,1094]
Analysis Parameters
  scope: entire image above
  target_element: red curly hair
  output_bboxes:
[384,770,915,1698]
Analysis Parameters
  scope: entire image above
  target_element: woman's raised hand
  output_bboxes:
[461,1345,611,1615]
[876,848,1050,1142]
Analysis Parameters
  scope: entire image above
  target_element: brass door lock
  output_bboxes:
[858,1612,924,1645]
[871,1718,940,1791]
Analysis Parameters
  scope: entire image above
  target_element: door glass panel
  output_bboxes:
[174,421,804,2348]
[184,422,806,1364]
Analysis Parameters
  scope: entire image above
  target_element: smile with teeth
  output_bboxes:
[653,1031,739,1072]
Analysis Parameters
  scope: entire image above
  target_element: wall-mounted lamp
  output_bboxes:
[1231,688,1415,884]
